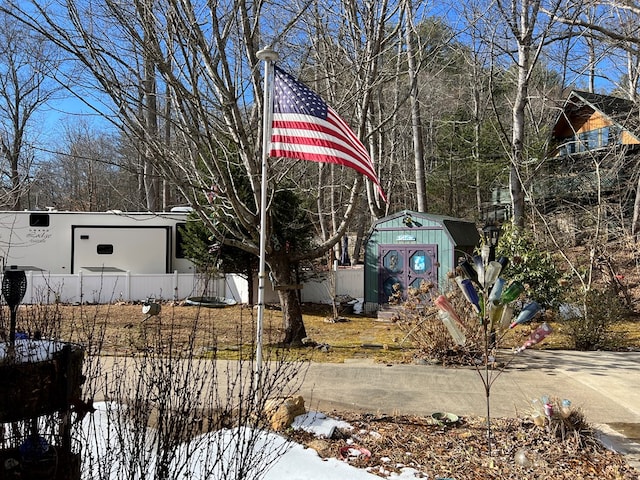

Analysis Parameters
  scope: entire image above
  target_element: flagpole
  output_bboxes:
[255,46,278,389]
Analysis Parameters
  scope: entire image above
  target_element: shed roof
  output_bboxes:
[370,210,480,247]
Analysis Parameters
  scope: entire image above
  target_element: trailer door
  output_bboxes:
[72,226,172,274]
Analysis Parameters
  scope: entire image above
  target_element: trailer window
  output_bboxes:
[97,244,114,255]
[176,223,187,259]
[30,213,50,227]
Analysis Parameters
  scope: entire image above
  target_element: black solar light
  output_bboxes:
[2,266,27,345]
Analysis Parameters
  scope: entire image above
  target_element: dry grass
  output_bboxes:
[8,301,412,361]
[7,300,640,361]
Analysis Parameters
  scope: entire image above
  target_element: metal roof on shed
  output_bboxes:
[369,210,480,247]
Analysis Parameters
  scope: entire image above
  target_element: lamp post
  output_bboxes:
[482,222,502,262]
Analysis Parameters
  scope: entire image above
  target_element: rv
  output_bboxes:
[0,210,195,274]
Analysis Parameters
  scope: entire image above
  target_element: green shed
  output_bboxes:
[363,210,481,313]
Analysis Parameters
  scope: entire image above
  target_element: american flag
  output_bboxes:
[269,66,386,201]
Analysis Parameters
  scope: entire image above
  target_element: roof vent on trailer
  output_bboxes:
[170,206,193,213]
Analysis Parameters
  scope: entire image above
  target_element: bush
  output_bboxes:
[393,279,483,366]
[496,223,565,309]
[563,287,627,350]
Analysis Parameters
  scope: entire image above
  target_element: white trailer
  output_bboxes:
[0,210,195,274]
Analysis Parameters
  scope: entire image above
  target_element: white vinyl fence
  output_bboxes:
[295,267,364,303]
[19,271,247,305]
[16,267,365,306]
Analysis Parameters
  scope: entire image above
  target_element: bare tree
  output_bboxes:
[468,0,563,228]
[2,0,393,345]
[9,288,307,480]
[30,121,133,211]
[403,0,427,212]
[0,10,62,210]
[83,313,306,480]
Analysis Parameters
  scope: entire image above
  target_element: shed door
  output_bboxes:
[378,245,437,304]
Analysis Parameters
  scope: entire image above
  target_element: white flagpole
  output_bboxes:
[255,46,278,386]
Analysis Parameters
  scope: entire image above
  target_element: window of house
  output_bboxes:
[577,128,608,152]
[608,126,622,145]
[559,125,623,156]
[600,126,609,147]
[580,130,598,150]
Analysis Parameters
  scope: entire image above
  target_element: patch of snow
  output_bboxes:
[558,303,583,320]
[0,339,66,363]
[81,403,426,479]
[291,410,352,438]
[353,298,364,314]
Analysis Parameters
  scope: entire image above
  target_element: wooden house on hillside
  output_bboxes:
[539,90,640,242]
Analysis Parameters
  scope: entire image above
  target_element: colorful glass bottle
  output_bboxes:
[458,259,479,285]
[472,255,485,287]
[456,277,480,312]
[499,304,514,329]
[497,256,509,271]
[488,303,504,330]
[484,261,502,288]
[500,281,524,304]
[481,245,491,264]
[434,295,465,329]
[509,301,542,328]
[515,322,553,352]
[437,311,467,346]
[488,277,505,304]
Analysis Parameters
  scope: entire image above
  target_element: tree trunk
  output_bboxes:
[511,43,529,229]
[279,287,306,346]
[141,2,160,212]
[9,150,21,210]
[245,255,255,306]
[404,0,427,212]
[268,253,307,346]
[352,214,366,265]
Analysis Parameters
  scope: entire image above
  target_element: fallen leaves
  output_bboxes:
[288,412,640,480]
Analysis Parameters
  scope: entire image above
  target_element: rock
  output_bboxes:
[307,439,331,455]
[264,395,306,431]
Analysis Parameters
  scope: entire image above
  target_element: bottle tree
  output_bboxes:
[433,225,553,457]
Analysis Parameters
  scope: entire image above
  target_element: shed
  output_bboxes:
[363,210,481,312]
